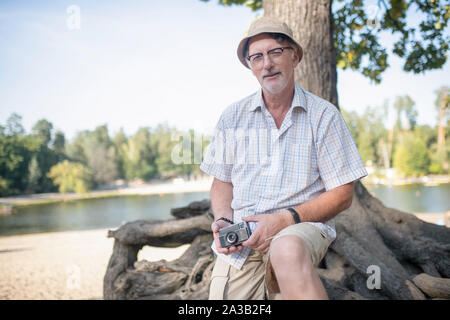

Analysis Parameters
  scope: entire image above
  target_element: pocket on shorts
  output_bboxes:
[312,228,333,266]
[209,257,230,300]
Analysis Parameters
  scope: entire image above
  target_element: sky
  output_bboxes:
[0,0,449,140]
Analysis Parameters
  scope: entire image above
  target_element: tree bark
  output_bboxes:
[263,0,339,108]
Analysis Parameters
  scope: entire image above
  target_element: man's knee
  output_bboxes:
[269,235,312,268]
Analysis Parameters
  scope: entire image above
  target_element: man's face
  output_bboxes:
[247,33,299,95]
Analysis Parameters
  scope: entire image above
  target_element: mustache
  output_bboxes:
[262,71,281,78]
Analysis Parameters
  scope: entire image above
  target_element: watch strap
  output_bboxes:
[287,207,301,224]
[216,217,234,224]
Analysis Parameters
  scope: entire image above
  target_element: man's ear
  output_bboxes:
[292,48,300,68]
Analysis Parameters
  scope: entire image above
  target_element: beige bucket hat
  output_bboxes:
[237,16,303,69]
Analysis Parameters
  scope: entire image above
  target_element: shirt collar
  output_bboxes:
[249,83,308,113]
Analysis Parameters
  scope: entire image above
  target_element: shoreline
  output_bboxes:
[0,177,213,210]
[0,176,448,211]
[363,174,450,187]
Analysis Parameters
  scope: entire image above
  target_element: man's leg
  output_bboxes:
[209,251,266,300]
[269,235,328,299]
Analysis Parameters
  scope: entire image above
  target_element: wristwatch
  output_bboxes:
[287,207,301,224]
[216,217,234,224]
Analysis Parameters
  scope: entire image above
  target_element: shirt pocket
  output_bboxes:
[282,143,313,191]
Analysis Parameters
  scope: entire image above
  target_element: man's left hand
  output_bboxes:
[242,211,292,253]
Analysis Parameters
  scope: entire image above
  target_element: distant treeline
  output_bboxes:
[0,116,209,196]
[342,87,449,178]
[0,87,448,196]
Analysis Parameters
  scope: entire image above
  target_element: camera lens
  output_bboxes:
[226,232,238,244]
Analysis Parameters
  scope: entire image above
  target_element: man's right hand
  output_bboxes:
[211,219,244,255]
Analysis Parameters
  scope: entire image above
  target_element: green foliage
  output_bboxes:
[121,127,157,181]
[52,130,66,162]
[0,113,212,196]
[393,95,418,130]
[334,0,449,82]
[393,132,430,176]
[5,113,25,137]
[26,156,41,193]
[47,160,92,194]
[32,119,53,146]
[342,92,448,176]
[342,105,387,166]
[202,0,449,83]
[0,134,31,196]
[66,125,118,185]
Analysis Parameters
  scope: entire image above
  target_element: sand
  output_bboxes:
[0,178,211,300]
[0,228,189,300]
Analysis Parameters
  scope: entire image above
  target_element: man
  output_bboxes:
[200,17,367,300]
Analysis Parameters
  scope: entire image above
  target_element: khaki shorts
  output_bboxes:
[208,223,333,300]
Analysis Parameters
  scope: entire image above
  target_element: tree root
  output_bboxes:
[104,184,450,300]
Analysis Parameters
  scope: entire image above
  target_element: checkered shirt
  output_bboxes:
[200,83,367,270]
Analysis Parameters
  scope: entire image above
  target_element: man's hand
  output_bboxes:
[211,219,244,255]
[242,211,292,253]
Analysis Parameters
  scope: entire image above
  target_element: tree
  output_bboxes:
[26,156,42,194]
[0,133,30,196]
[32,119,53,146]
[85,125,118,185]
[5,113,25,137]
[393,132,430,176]
[47,160,92,194]
[121,127,157,181]
[104,0,450,300]
[28,119,60,193]
[112,128,128,180]
[52,130,66,162]
[435,86,449,170]
[66,125,118,185]
[393,95,418,132]
[0,114,32,196]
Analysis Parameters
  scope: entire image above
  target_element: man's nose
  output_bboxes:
[263,53,274,69]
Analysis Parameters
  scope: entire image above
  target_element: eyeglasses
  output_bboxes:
[246,46,293,68]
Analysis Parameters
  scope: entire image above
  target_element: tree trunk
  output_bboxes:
[263,0,339,108]
[103,0,450,300]
[437,97,446,154]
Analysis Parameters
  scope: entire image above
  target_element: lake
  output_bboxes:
[0,183,448,236]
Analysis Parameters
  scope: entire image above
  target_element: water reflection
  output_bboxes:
[0,192,210,236]
[365,183,449,213]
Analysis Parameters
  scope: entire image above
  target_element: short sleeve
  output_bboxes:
[200,113,233,183]
[315,107,368,191]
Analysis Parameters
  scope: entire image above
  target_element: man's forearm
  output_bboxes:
[285,182,354,224]
[210,178,234,221]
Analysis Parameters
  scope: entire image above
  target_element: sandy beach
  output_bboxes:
[0,178,209,300]
[0,228,189,300]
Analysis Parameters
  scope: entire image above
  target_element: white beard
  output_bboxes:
[262,74,288,94]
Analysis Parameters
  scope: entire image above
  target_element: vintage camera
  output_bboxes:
[218,221,252,248]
